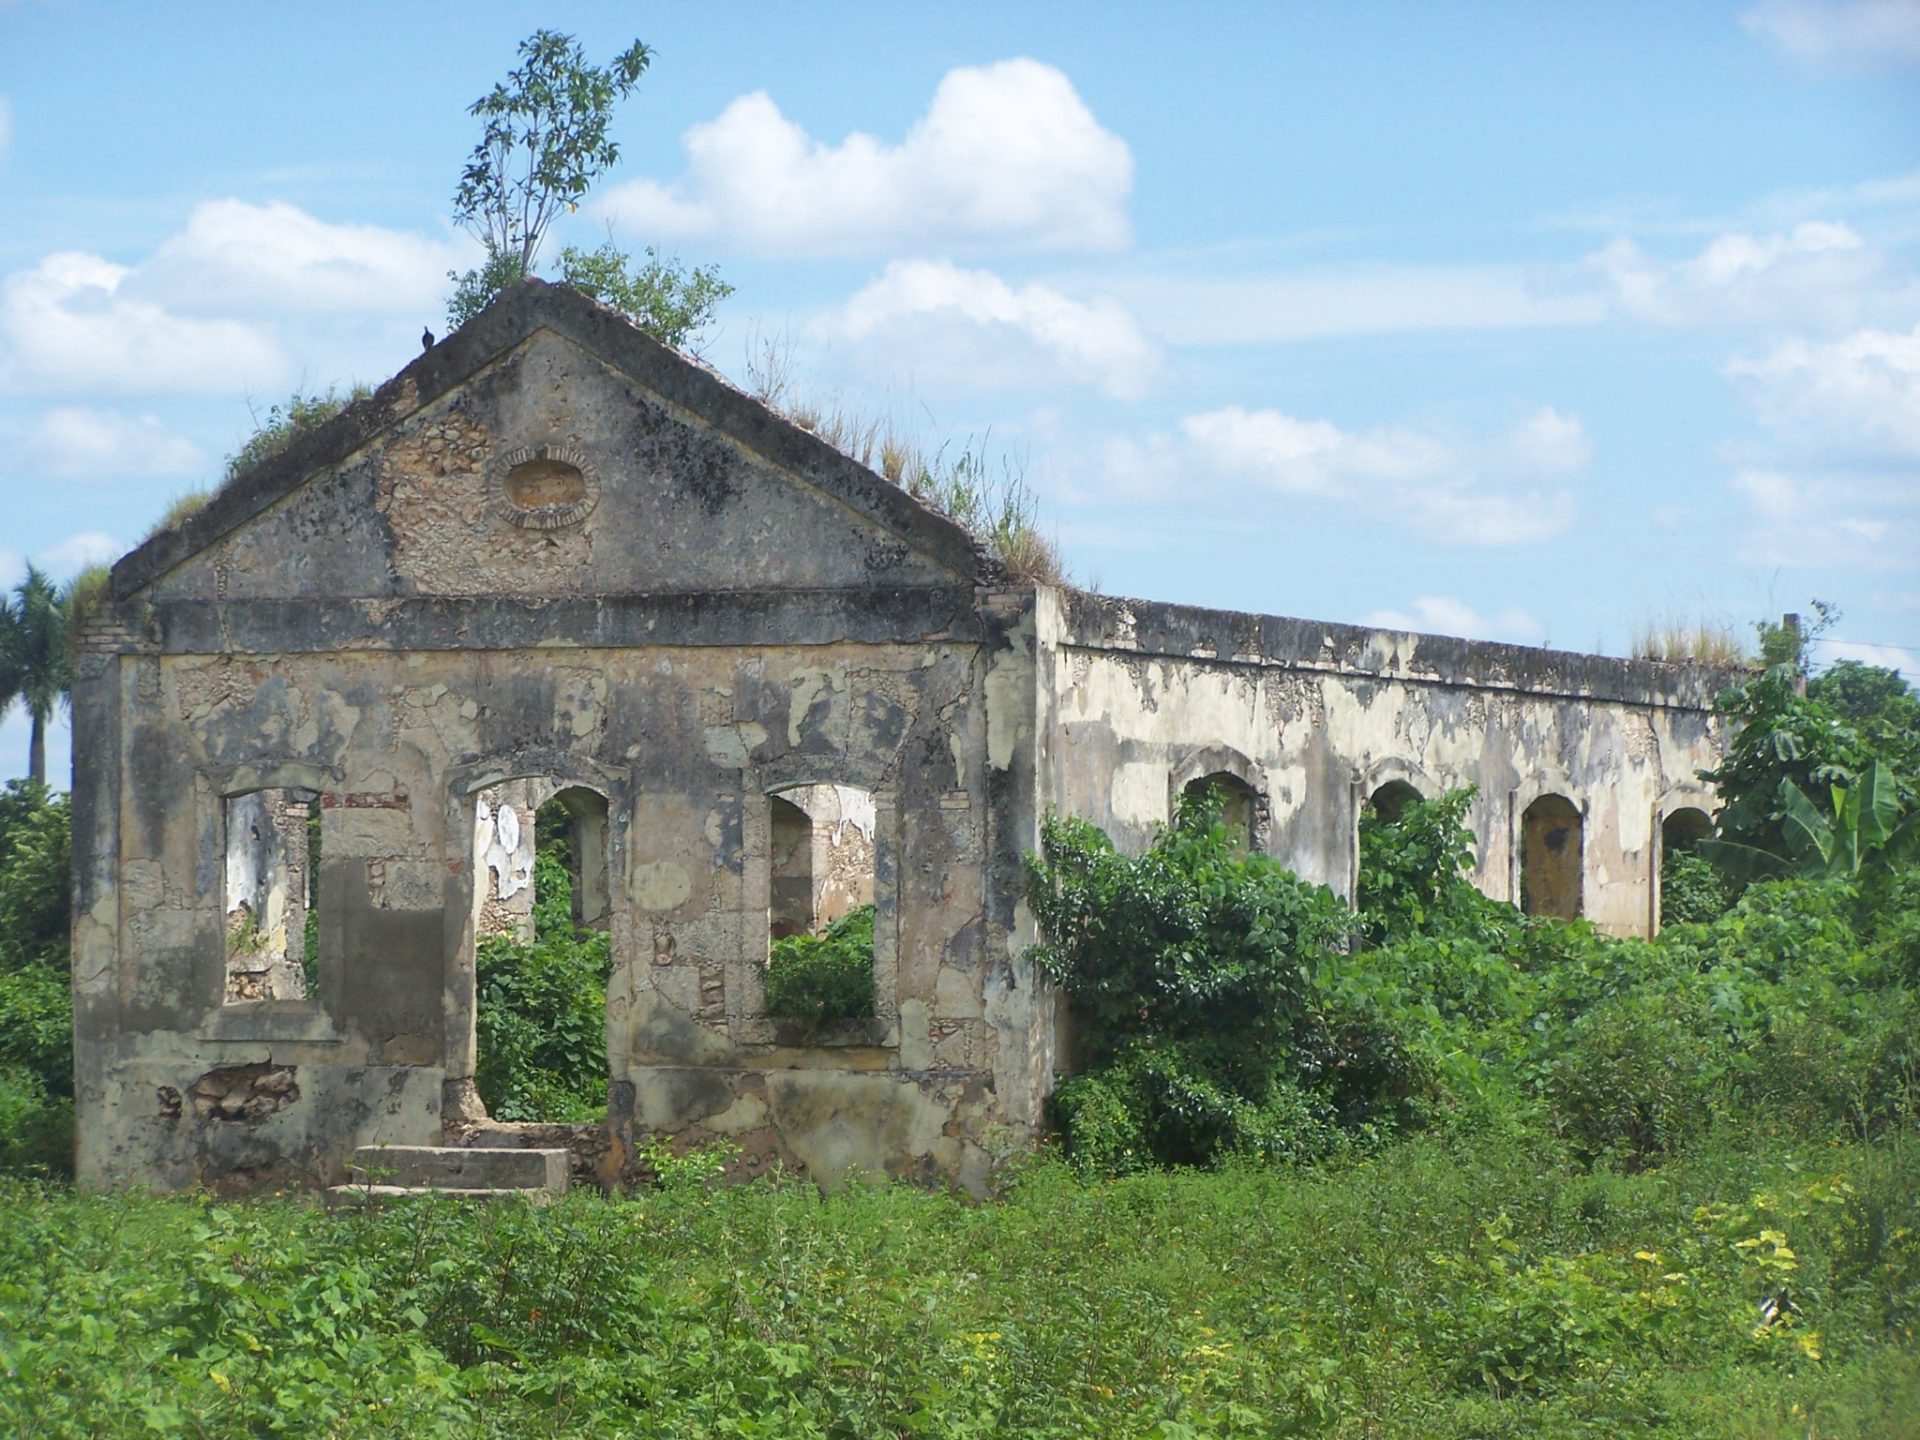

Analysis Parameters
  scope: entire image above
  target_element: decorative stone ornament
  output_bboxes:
[492,443,600,529]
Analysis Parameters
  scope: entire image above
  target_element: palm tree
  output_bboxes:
[0,564,68,785]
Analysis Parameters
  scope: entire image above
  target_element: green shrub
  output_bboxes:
[474,842,611,1123]
[1027,789,1354,1171]
[765,904,876,1028]
[1661,847,1734,925]
[0,781,73,1177]
[0,781,68,975]
[1357,785,1498,944]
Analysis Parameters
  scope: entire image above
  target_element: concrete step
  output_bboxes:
[348,1144,569,1193]
[323,1183,555,1211]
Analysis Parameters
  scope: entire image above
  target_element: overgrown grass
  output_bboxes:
[1631,613,1749,665]
[741,332,1066,585]
[1,1131,1914,1436]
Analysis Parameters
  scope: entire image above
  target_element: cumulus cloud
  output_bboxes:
[18,406,205,480]
[0,251,287,393]
[828,260,1155,399]
[134,199,468,315]
[0,200,467,395]
[1176,405,1583,546]
[1580,222,1911,332]
[1742,0,1920,68]
[1726,322,1920,460]
[601,59,1132,256]
[1361,595,1547,645]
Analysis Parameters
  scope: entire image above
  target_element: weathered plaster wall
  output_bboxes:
[1037,591,1727,937]
[72,612,1045,1194]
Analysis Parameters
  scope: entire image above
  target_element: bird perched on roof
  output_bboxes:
[421,327,434,352]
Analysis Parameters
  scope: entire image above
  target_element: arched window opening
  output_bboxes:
[1182,772,1257,855]
[764,783,878,1026]
[1520,794,1583,920]
[468,778,612,1123]
[1658,805,1719,930]
[1368,779,1423,825]
[1662,807,1713,855]
[222,789,322,1004]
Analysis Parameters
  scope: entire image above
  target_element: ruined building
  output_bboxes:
[70,281,1726,1195]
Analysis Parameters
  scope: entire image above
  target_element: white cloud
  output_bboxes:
[1107,263,1603,346]
[1742,0,1920,68]
[1174,405,1583,546]
[1729,468,1912,566]
[0,250,287,393]
[830,260,1155,399]
[0,200,465,395]
[1503,406,1592,475]
[18,406,204,480]
[1726,322,1920,459]
[1178,407,1447,497]
[1362,595,1547,645]
[35,530,121,579]
[134,199,468,315]
[1580,222,1911,332]
[601,59,1132,257]
[1816,637,1918,671]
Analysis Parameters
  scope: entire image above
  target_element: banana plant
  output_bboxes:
[1698,761,1919,882]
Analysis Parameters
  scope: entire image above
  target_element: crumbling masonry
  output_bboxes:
[69,281,1727,1194]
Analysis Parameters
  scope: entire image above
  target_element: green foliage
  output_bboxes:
[223,386,370,482]
[0,564,67,785]
[454,30,652,276]
[0,781,72,1177]
[1356,785,1497,944]
[1755,599,1838,672]
[1027,790,1354,1169]
[554,240,732,350]
[444,30,729,338]
[1813,658,1920,773]
[2,1133,1916,1436]
[764,904,877,1029]
[443,245,530,330]
[1701,664,1874,859]
[1660,846,1734,925]
[474,836,610,1123]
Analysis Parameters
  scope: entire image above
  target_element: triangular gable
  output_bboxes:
[113,280,989,603]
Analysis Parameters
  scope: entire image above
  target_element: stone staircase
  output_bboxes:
[323,1144,571,1208]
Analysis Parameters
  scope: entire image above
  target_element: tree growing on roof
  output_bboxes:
[445,30,731,346]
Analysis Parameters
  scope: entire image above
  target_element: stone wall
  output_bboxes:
[1035,590,1727,937]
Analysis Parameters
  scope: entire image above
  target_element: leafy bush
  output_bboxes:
[764,904,877,1028]
[0,780,72,1178]
[474,836,610,1123]
[1661,846,1734,924]
[1356,784,1500,944]
[1027,789,1354,1170]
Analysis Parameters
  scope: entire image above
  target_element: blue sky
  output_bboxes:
[2,0,1917,783]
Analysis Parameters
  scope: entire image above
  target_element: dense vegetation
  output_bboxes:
[0,780,73,1177]
[473,801,611,1123]
[765,904,878,1029]
[0,656,1915,1434]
